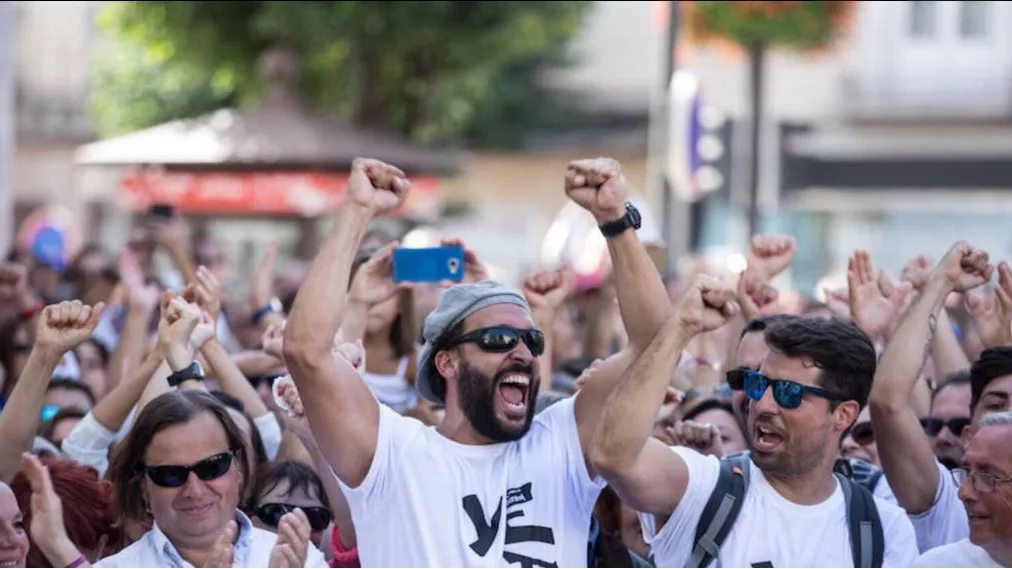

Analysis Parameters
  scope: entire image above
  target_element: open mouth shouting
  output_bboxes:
[497,373,533,419]
[752,421,786,453]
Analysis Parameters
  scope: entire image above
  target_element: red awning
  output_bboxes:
[121,169,440,217]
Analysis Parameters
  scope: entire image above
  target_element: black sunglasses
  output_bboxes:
[144,450,235,488]
[726,367,750,391]
[921,417,971,438]
[742,370,849,410]
[849,421,874,446]
[248,373,286,389]
[449,326,545,357]
[255,503,332,532]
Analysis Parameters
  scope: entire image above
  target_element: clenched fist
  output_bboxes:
[748,234,797,280]
[522,269,572,314]
[939,242,993,293]
[36,300,105,355]
[668,420,725,457]
[565,158,627,224]
[676,275,739,336]
[346,158,411,216]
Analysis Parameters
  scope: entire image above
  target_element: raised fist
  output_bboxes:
[676,275,739,336]
[939,242,993,293]
[747,234,797,280]
[737,274,780,322]
[262,321,286,361]
[157,295,203,350]
[668,420,724,457]
[346,158,411,216]
[522,268,572,313]
[565,158,626,224]
[36,301,105,354]
[900,254,934,292]
[966,261,1012,349]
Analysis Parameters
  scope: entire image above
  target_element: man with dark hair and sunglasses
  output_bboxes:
[868,243,1012,554]
[924,371,973,470]
[591,280,918,567]
[284,157,672,567]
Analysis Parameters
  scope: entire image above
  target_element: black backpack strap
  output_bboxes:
[835,473,885,568]
[687,454,750,567]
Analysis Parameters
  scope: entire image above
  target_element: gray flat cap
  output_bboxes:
[416,280,530,403]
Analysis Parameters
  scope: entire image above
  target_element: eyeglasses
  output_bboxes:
[921,417,971,438]
[726,367,750,391]
[449,326,545,357]
[255,503,332,532]
[849,421,874,446]
[143,450,235,488]
[742,370,849,410]
[952,468,1012,493]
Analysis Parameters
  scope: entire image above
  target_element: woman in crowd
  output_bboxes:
[249,461,332,549]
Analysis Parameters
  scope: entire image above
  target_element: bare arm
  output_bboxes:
[0,346,61,482]
[869,243,992,514]
[870,277,947,513]
[591,314,694,517]
[283,166,394,489]
[91,347,164,432]
[930,309,971,379]
[202,339,270,418]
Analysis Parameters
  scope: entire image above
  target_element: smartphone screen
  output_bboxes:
[392,246,465,283]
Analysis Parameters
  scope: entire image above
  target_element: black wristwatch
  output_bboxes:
[598,202,642,238]
[251,297,282,326]
[167,361,206,388]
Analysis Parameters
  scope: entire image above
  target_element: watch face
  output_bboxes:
[628,204,643,228]
[193,361,205,377]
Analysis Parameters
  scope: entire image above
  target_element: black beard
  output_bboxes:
[457,360,539,443]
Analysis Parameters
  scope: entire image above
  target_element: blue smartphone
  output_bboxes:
[392,246,465,283]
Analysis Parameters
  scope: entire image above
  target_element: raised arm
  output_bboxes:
[591,276,737,517]
[870,243,992,513]
[561,159,674,465]
[283,158,410,488]
[0,301,103,482]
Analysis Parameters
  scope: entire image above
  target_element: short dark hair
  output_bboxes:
[249,460,330,513]
[740,314,797,341]
[46,379,96,407]
[932,369,971,406]
[682,398,735,423]
[107,391,249,523]
[969,347,1012,413]
[763,317,876,409]
[427,320,466,402]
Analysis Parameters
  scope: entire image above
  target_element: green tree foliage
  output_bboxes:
[90,1,591,147]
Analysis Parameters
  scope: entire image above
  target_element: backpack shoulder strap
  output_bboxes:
[687,454,751,568]
[835,473,885,568]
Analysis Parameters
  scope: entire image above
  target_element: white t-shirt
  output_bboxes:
[338,396,604,567]
[912,538,1002,567]
[641,447,919,568]
[908,460,969,553]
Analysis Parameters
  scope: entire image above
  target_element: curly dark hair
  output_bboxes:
[763,316,877,409]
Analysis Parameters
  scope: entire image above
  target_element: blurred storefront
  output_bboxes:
[74,47,458,275]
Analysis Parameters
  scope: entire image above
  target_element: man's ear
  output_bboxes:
[835,401,861,434]
[434,350,459,381]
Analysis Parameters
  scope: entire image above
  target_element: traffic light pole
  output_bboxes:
[0,1,14,257]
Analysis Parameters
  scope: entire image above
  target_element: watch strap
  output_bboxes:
[167,361,206,388]
[598,202,641,238]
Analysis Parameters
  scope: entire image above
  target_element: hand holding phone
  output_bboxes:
[392,246,465,283]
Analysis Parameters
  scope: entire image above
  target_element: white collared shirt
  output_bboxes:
[94,509,327,568]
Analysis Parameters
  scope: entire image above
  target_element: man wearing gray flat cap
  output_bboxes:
[284,157,672,567]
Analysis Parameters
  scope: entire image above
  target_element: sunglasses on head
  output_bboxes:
[741,370,849,410]
[143,450,235,488]
[255,503,332,532]
[920,417,971,438]
[449,326,545,357]
[849,421,874,446]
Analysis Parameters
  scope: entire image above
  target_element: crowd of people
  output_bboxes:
[0,155,1009,567]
